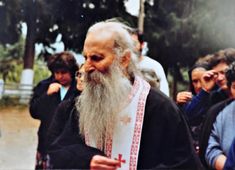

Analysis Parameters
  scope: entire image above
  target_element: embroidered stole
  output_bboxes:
[85,76,150,170]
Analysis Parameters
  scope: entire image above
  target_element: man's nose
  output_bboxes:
[84,62,95,73]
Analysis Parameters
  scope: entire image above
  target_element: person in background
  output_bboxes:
[76,64,85,91]
[199,49,235,168]
[132,29,170,96]
[47,19,203,169]
[29,51,78,169]
[205,61,235,170]
[46,64,85,147]
[208,48,235,105]
[176,62,217,152]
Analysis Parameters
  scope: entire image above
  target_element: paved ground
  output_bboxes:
[0,106,39,169]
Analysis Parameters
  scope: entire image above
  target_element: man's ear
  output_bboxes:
[120,51,131,68]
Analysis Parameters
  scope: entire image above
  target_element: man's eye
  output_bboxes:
[91,55,103,61]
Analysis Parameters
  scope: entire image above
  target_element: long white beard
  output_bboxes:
[76,63,132,147]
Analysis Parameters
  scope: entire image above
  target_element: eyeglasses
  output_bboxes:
[75,71,85,78]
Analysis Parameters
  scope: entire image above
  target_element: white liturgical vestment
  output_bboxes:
[84,76,150,170]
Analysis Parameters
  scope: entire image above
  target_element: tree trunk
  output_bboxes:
[138,0,145,33]
[172,66,178,100]
[20,0,37,103]
[23,0,36,69]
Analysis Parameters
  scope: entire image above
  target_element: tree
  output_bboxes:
[142,0,235,97]
[0,36,24,81]
[2,0,235,98]
[0,0,135,89]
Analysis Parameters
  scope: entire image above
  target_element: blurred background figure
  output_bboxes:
[76,64,85,92]
[176,62,216,153]
[46,63,85,149]
[140,68,160,90]
[132,29,170,96]
[29,51,78,170]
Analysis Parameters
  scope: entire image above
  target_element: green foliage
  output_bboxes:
[144,0,235,70]
[0,35,50,84]
[0,58,50,85]
[0,96,29,107]
[0,36,24,82]
[34,0,134,53]
[33,59,51,85]
[0,96,21,107]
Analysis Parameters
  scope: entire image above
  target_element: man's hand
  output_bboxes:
[90,155,120,170]
[47,83,62,95]
[176,91,192,104]
[201,70,217,92]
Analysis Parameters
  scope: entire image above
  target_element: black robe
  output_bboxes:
[48,89,203,169]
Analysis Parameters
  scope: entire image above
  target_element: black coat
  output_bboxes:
[29,76,78,154]
[48,89,203,169]
[47,97,79,147]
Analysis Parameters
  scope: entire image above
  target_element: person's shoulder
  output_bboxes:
[142,56,162,66]
[218,99,235,116]
[204,98,234,124]
[147,88,167,100]
[209,98,234,113]
[147,88,177,109]
[146,88,183,121]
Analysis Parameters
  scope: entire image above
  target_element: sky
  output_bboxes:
[125,0,139,16]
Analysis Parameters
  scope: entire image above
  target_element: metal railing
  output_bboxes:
[0,80,33,104]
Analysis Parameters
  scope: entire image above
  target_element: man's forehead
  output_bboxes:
[83,32,114,53]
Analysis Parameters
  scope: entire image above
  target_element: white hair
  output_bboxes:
[87,20,141,79]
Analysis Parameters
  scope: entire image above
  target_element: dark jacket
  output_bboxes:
[209,88,230,106]
[29,77,78,154]
[46,96,80,148]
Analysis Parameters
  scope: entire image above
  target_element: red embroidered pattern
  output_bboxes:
[105,132,113,158]
[97,138,103,151]
[129,78,150,169]
[128,76,140,102]
[84,131,90,146]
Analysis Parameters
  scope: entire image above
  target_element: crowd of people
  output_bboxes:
[29,18,235,170]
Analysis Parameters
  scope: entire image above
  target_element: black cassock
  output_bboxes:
[48,89,203,169]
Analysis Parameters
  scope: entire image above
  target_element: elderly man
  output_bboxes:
[48,20,202,169]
